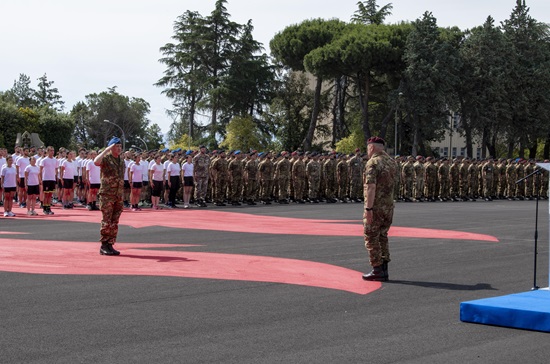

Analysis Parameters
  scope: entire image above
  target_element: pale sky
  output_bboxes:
[1,0,549,139]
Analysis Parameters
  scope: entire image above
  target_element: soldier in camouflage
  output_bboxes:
[94,137,125,256]
[362,137,397,282]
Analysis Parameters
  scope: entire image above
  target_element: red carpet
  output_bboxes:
[0,238,381,295]
[2,207,499,242]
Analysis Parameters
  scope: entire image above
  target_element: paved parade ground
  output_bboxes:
[1,199,549,363]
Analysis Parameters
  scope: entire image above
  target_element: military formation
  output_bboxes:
[3,145,550,214]
[396,156,549,202]
[161,150,550,207]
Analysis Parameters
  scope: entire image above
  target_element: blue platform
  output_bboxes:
[460,290,550,332]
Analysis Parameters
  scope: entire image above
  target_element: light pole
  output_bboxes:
[103,119,126,151]
[394,92,403,156]
[136,136,148,151]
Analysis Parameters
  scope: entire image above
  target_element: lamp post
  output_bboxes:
[136,136,148,151]
[103,119,126,151]
[394,92,403,156]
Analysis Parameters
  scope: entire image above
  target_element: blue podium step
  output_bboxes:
[460,290,550,332]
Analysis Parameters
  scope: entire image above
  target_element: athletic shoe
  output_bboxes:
[31,210,38,216]
[184,204,189,209]
[27,211,33,216]
[3,212,8,217]
[8,211,16,217]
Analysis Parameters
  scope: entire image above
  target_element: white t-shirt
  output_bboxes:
[150,163,164,181]
[16,156,30,178]
[182,162,194,177]
[130,162,144,182]
[0,157,6,170]
[24,164,40,186]
[61,160,77,179]
[163,160,171,181]
[166,161,181,178]
[40,157,57,181]
[86,161,101,184]
[1,165,17,188]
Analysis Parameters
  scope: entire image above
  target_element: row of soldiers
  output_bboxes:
[129,147,550,207]
[397,156,550,202]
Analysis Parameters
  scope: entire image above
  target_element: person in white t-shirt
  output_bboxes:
[15,147,30,208]
[149,154,164,210]
[166,154,181,208]
[181,154,194,208]
[24,156,40,215]
[39,146,57,215]
[128,154,144,211]
[0,148,7,206]
[60,151,77,209]
[1,156,17,217]
[85,150,101,210]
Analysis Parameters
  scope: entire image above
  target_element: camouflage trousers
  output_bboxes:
[363,209,393,267]
[293,179,305,200]
[194,176,208,200]
[244,179,258,201]
[259,179,272,201]
[99,194,123,244]
[215,177,227,203]
[277,176,290,200]
[308,177,320,199]
[349,178,362,200]
[230,178,243,202]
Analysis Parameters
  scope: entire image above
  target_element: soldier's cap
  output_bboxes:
[367,136,385,145]
[416,155,423,160]
[108,137,122,146]
[199,145,206,149]
[186,150,193,155]
[258,152,265,157]
[234,150,241,155]
[355,148,361,153]
[249,151,257,156]
[160,148,168,152]
[291,151,297,156]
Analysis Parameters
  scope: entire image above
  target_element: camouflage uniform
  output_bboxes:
[99,153,125,245]
[423,158,437,201]
[292,156,306,202]
[306,156,321,201]
[468,161,480,198]
[211,154,229,205]
[506,161,517,199]
[363,150,397,267]
[336,157,349,201]
[243,156,258,203]
[258,156,274,202]
[323,156,337,202]
[413,158,425,201]
[524,161,534,198]
[438,160,450,200]
[401,157,414,202]
[275,155,291,202]
[193,152,210,204]
[228,156,243,204]
[348,153,363,201]
[449,159,460,200]
[482,160,494,199]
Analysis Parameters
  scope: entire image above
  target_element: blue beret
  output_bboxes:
[258,152,264,157]
[160,148,168,152]
[108,137,121,146]
[234,150,241,155]
[175,148,182,152]
[186,150,192,155]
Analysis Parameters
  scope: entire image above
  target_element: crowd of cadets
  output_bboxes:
[1,145,549,217]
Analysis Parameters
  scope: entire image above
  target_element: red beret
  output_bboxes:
[367,136,385,145]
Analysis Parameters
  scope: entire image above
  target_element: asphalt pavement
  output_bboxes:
[0,198,549,363]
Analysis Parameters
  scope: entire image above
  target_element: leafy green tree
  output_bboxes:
[34,73,64,111]
[265,71,315,151]
[351,0,393,25]
[157,10,207,143]
[271,18,346,150]
[402,13,459,155]
[502,0,550,158]
[220,115,263,151]
[9,74,36,108]
[458,17,509,158]
[71,87,151,148]
[305,22,412,146]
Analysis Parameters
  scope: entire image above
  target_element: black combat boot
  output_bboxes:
[362,265,387,281]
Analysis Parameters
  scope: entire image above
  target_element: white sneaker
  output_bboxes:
[8,211,16,217]
[3,212,8,217]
